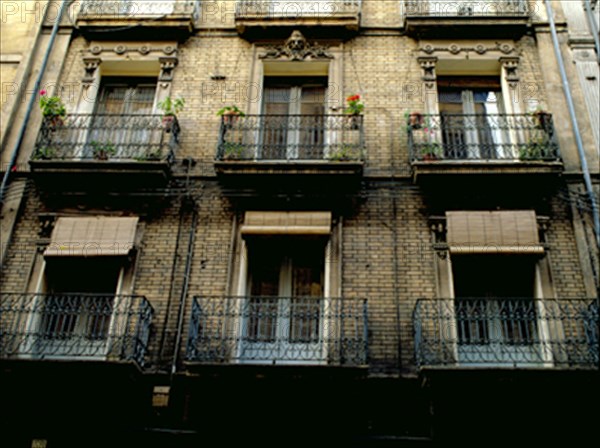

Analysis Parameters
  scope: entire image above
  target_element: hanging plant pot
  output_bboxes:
[347,114,361,130]
[409,113,424,129]
[162,115,176,133]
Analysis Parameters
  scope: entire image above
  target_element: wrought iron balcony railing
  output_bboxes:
[404,0,530,17]
[79,0,200,19]
[32,114,179,163]
[414,298,599,368]
[216,115,365,162]
[235,0,362,18]
[408,113,560,162]
[186,296,368,366]
[0,293,153,366]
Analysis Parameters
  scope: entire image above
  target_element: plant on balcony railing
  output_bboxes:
[158,96,185,132]
[407,113,561,162]
[186,296,368,366]
[32,114,179,163]
[0,293,153,366]
[413,298,599,368]
[39,90,66,126]
[216,114,365,162]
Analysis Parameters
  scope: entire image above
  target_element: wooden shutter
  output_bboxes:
[446,211,543,254]
[241,212,331,235]
[45,217,139,256]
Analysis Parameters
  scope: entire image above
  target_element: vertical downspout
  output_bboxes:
[0,0,67,205]
[583,0,600,63]
[545,0,600,248]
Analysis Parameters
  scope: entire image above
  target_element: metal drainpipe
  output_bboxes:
[171,197,198,376]
[583,0,600,63]
[0,0,67,206]
[545,0,600,249]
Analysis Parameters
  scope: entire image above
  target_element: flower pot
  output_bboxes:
[533,112,550,130]
[347,114,361,130]
[423,153,439,161]
[222,111,241,128]
[409,113,423,129]
[162,115,176,133]
[45,115,65,129]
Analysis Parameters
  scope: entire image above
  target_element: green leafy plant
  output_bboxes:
[519,140,547,160]
[344,94,364,115]
[222,142,247,159]
[33,146,58,160]
[216,105,246,117]
[39,90,66,118]
[158,97,185,116]
[90,141,117,160]
[420,142,442,160]
[329,144,359,161]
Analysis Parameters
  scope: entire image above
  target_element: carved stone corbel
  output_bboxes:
[500,57,520,89]
[159,57,179,86]
[418,57,438,88]
[82,57,101,85]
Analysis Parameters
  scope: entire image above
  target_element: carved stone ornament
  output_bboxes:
[418,57,438,88]
[420,42,517,56]
[87,44,178,56]
[259,30,333,61]
[159,57,179,82]
[82,57,101,83]
[500,57,520,88]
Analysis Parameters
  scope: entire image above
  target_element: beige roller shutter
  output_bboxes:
[446,211,543,254]
[241,212,332,235]
[45,217,139,257]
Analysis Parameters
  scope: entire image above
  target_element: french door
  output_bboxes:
[88,77,157,159]
[438,81,509,159]
[33,258,122,359]
[452,255,544,366]
[261,78,327,160]
[240,239,326,364]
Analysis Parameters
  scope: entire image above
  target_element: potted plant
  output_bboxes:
[222,141,246,160]
[217,105,246,128]
[519,138,546,160]
[90,141,117,160]
[530,108,551,130]
[33,146,58,160]
[39,89,66,127]
[420,142,442,161]
[329,144,358,161]
[406,111,424,130]
[344,94,364,129]
[158,97,185,132]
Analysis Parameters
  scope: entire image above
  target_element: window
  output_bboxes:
[437,76,509,159]
[261,77,327,159]
[87,77,159,159]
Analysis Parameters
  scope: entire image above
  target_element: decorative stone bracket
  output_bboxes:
[418,57,438,88]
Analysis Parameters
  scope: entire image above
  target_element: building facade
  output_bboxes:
[1,1,598,446]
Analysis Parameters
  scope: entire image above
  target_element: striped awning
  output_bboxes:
[241,212,332,235]
[45,217,139,257]
[446,211,543,254]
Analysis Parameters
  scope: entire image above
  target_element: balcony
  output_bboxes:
[0,293,153,366]
[186,297,368,367]
[234,0,362,39]
[215,114,364,188]
[30,114,179,191]
[76,0,199,39]
[403,0,530,37]
[414,298,599,369]
[408,113,563,184]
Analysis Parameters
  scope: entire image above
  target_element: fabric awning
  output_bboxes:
[241,212,332,235]
[446,211,543,254]
[44,217,139,256]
